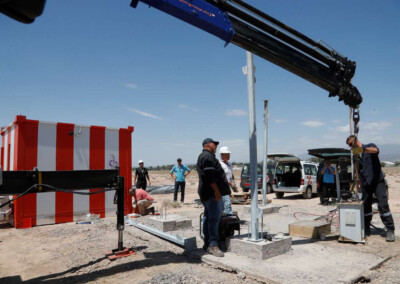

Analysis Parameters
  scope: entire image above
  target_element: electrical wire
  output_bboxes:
[0,184,37,209]
[0,184,118,209]
[37,184,117,195]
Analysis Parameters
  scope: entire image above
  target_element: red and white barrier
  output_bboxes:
[0,115,134,228]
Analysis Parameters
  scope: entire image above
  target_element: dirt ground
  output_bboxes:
[0,167,399,283]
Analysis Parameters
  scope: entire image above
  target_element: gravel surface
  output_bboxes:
[0,168,399,283]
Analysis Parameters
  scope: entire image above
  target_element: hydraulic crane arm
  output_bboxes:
[0,0,362,107]
[131,0,362,107]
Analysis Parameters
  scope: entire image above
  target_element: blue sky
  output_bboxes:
[1,0,399,166]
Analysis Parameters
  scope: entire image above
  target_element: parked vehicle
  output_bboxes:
[240,163,275,193]
[308,148,389,203]
[308,148,352,202]
[268,154,318,199]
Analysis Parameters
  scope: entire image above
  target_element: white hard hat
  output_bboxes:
[138,160,144,164]
[220,146,231,154]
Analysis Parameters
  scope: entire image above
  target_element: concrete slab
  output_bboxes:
[192,241,386,284]
[229,235,292,260]
[139,214,192,232]
[244,204,281,214]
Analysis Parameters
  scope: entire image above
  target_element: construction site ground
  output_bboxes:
[1,167,399,283]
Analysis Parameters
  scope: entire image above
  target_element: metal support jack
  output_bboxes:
[106,176,136,260]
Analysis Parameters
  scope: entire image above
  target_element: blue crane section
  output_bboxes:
[131,0,235,44]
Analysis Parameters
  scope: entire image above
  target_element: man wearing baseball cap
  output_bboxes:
[196,138,231,257]
[134,160,151,190]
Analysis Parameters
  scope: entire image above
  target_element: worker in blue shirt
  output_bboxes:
[321,160,336,205]
[170,158,191,203]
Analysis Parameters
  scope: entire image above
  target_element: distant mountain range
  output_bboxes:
[300,144,400,162]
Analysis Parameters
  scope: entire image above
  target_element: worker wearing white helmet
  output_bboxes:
[134,160,151,190]
[219,146,237,216]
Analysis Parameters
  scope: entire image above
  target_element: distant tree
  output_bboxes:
[381,162,386,168]
[395,161,400,167]
[310,157,322,163]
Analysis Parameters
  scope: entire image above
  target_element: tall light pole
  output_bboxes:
[262,100,269,206]
[242,51,260,241]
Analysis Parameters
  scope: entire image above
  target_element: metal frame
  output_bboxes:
[0,168,133,259]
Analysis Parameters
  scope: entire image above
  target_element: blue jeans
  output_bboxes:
[203,197,223,247]
[222,195,233,216]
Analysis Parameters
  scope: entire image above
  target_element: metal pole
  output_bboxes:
[244,51,260,241]
[117,176,125,251]
[262,100,269,206]
[349,107,354,180]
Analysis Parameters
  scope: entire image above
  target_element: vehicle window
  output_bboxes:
[242,164,263,175]
[304,165,311,175]
[276,166,282,174]
[284,165,291,173]
[311,165,317,175]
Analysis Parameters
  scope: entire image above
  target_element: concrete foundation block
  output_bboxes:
[140,214,192,232]
[245,205,281,214]
[289,221,331,239]
[229,235,292,260]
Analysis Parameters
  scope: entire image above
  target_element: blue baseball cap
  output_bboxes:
[202,138,219,146]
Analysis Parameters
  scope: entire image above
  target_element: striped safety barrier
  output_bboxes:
[0,115,134,228]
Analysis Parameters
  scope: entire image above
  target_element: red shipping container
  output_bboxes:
[0,115,134,228]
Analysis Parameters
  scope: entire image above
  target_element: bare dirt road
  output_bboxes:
[0,167,399,283]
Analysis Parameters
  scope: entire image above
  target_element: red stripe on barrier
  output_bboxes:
[7,128,11,171]
[0,133,4,168]
[55,123,74,223]
[13,116,39,228]
[89,126,106,218]
[119,126,134,215]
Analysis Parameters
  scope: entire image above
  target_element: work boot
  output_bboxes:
[207,245,224,257]
[386,230,395,242]
[365,226,371,237]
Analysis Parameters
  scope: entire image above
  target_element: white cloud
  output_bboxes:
[126,108,163,120]
[301,120,325,128]
[122,83,138,89]
[333,120,341,124]
[274,119,286,124]
[225,109,248,117]
[360,121,391,132]
[178,104,198,112]
[329,124,349,133]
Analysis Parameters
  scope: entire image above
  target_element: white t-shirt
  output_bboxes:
[220,160,233,183]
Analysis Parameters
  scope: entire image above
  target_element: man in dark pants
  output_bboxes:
[346,135,395,242]
[134,160,151,190]
[170,158,191,203]
[197,138,231,257]
[321,160,336,205]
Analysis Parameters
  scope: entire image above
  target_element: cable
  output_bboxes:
[0,184,118,209]
[0,184,37,209]
[37,184,117,195]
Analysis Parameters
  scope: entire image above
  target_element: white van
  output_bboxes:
[268,154,318,199]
